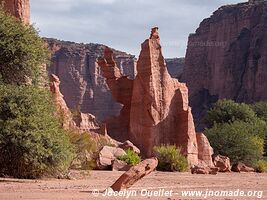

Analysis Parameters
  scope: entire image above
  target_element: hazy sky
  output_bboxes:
[31,0,246,58]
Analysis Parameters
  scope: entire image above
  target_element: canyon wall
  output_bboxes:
[2,0,30,24]
[182,0,267,130]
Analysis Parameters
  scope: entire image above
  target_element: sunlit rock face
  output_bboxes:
[2,0,30,24]
[182,1,267,130]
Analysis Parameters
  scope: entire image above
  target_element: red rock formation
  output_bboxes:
[2,0,30,24]
[98,28,199,165]
[196,133,214,167]
[49,74,107,136]
[182,1,267,130]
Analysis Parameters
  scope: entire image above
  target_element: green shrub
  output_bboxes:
[251,102,267,122]
[205,121,264,166]
[0,85,75,178]
[0,7,50,85]
[118,149,141,165]
[255,160,267,173]
[68,130,97,170]
[205,99,257,128]
[153,145,188,172]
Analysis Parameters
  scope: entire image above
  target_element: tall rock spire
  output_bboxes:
[2,0,30,24]
[98,28,203,166]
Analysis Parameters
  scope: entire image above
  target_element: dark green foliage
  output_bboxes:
[153,145,188,172]
[205,99,257,128]
[251,102,267,122]
[0,8,50,85]
[118,149,141,165]
[0,85,75,178]
[205,121,264,166]
[205,99,267,167]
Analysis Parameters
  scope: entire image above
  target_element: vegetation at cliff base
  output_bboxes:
[0,8,50,85]
[0,86,74,178]
[205,99,267,167]
[153,145,188,172]
[0,8,74,178]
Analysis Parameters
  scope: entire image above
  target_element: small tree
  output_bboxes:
[0,7,50,85]
[0,85,74,178]
[205,121,265,166]
[205,99,257,128]
[153,145,188,172]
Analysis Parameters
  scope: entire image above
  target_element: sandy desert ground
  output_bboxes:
[0,170,266,200]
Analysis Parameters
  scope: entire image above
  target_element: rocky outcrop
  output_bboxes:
[49,74,76,129]
[49,74,108,136]
[98,28,199,166]
[182,0,267,130]
[2,0,30,24]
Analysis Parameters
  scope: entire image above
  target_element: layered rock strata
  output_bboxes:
[182,0,267,130]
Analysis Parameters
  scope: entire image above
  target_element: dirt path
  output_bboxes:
[0,171,266,200]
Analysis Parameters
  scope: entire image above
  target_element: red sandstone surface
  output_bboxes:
[98,28,212,166]
[2,0,30,24]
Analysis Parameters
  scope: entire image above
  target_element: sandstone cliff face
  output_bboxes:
[165,58,185,80]
[2,0,30,24]
[182,1,267,130]
[98,28,199,165]
[49,74,107,136]
[46,38,137,123]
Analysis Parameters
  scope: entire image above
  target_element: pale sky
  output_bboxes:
[31,0,247,58]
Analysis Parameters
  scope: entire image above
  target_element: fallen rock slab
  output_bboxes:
[110,158,158,191]
[231,162,255,172]
[191,165,218,175]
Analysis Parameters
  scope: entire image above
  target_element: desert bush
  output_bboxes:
[153,145,188,172]
[255,160,267,173]
[0,7,50,85]
[118,149,141,165]
[68,130,97,170]
[251,102,267,122]
[205,99,257,128]
[0,85,75,178]
[205,121,264,166]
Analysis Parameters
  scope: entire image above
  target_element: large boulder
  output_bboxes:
[98,28,199,166]
[231,162,255,173]
[110,158,158,191]
[118,140,140,154]
[97,146,126,170]
[213,155,231,172]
